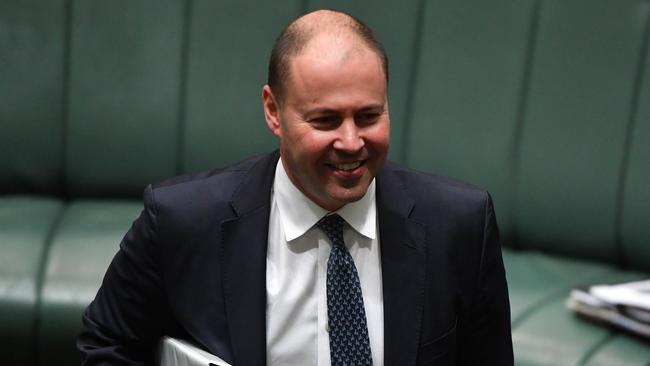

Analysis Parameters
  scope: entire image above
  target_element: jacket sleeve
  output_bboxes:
[77,184,169,365]
[459,193,514,365]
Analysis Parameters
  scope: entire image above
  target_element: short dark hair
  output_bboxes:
[267,10,389,104]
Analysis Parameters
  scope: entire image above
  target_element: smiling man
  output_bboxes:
[263,13,389,211]
[79,9,512,366]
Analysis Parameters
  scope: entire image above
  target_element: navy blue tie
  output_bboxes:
[317,214,373,366]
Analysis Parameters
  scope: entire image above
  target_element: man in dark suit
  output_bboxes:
[78,9,512,365]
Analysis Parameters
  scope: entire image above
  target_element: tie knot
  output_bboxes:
[317,214,346,247]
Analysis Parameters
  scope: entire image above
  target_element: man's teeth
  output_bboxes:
[334,161,361,171]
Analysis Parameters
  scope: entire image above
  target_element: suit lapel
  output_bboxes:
[377,165,427,366]
[220,151,280,366]
[219,155,426,365]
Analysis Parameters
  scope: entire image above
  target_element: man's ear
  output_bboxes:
[262,85,281,138]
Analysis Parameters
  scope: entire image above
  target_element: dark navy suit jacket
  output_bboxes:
[78,150,513,365]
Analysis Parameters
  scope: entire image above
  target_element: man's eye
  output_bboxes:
[356,113,380,124]
[311,116,339,126]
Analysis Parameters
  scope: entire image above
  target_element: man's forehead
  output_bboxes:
[284,59,387,114]
[288,46,383,87]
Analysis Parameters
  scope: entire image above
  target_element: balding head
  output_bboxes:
[267,9,388,104]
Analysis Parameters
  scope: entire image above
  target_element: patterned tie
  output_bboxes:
[317,214,373,366]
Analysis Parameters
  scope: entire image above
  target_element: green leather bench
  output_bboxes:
[1,0,649,365]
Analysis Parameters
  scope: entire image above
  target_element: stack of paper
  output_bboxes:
[157,336,232,366]
[567,279,650,338]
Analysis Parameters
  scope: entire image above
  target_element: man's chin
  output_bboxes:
[327,187,368,207]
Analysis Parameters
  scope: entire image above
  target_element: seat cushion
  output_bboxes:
[0,196,63,365]
[36,200,141,365]
[504,249,650,365]
[584,335,650,366]
[504,250,613,323]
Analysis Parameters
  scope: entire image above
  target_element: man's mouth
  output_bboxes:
[333,161,361,171]
[326,160,366,173]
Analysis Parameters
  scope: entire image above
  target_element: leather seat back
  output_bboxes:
[2,0,650,272]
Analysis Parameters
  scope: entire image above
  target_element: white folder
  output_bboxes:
[157,336,232,366]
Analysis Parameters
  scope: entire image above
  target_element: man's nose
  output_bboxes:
[333,118,365,153]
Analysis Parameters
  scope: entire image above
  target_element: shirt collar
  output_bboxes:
[274,159,377,242]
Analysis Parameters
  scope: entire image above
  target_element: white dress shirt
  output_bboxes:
[266,159,384,366]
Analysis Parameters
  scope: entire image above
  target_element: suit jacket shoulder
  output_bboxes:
[379,161,491,226]
[78,151,280,366]
[148,152,279,235]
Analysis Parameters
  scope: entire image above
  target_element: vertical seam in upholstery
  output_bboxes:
[175,0,193,175]
[509,0,542,249]
[61,0,74,200]
[576,332,617,366]
[400,0,426,165]
[32,203,68,366]
[613,0,650,270]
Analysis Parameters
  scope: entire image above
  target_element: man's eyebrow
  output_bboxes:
[357,104,386,112]
[304,104,386,117]
[304,108,339,117]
